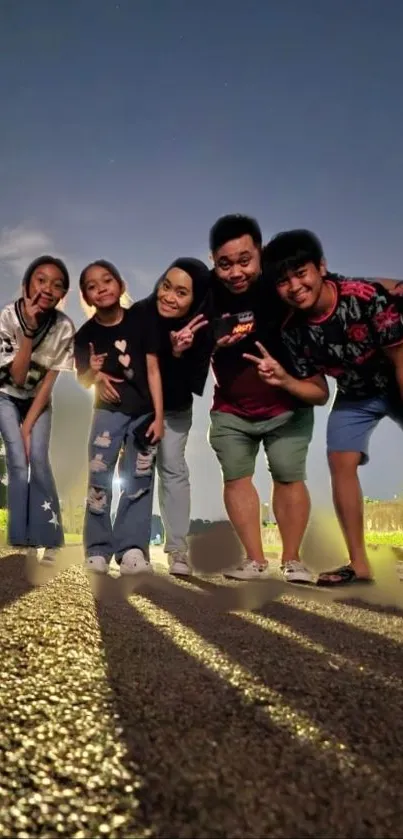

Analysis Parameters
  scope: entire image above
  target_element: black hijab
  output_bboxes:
[151,257,213,335]
[141,257,214,404]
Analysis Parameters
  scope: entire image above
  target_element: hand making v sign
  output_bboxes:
[170,313,208,357]
[243,341,289,388]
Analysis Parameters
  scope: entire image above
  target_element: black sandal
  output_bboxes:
[317,565,374,587]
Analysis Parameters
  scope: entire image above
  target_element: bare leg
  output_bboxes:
[272,480,310,564]
[328,451,371,578]
[223,476,265,564]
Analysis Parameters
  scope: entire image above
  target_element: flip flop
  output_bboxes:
[317,565,374,587]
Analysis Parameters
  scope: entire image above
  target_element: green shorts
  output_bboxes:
[209,408,314,483]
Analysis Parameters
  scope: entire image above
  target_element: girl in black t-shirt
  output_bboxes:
[74,260,164,576]
[136,258,213,576]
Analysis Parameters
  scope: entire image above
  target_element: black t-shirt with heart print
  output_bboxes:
[74,304,160,416]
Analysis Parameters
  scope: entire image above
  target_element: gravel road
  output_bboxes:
[0,546,402,839]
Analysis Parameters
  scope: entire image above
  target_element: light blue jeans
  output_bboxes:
[0,393,64,547]
[156,407,192,553]
[85,409,157,560]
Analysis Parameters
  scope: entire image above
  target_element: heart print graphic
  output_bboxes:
[118,354,131,368]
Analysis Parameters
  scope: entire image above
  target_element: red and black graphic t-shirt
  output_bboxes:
[281,279,403,403]
[210,275,299,420]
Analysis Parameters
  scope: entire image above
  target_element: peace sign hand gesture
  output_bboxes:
[170,313,208,357]
[89,342,107,373]
[22,288,43,332]
[243,341,289,388]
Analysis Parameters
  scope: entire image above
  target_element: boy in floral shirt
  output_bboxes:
[255,229,403,587]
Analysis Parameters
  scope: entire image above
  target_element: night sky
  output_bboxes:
[1,0,403,515]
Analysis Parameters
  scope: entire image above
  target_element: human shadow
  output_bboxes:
[0,552,34,610]
[256,597,403,680]
[334,596,403,618]
[95,590,402,839]
[23,544,83,588]
[136,574,403,789]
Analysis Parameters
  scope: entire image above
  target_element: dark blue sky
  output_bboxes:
[0,0,402,515]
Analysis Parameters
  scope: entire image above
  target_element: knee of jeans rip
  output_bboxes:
[134,446,157,478]
[92,429,113,450]
[87,485,109,514]
[124,468,153,499]
[89,451,111,476]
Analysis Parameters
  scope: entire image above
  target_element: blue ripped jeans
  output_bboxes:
[0,393,64,548]
[84,409,157,561]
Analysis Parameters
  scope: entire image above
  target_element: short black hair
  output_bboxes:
[209,214,262,253]
[22,255,70,293]
[79,259,124,295]
[262,229,324,283]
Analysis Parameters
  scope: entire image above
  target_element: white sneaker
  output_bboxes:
[281,560,313,584]
[26,548,38,561]
[85,555,108,574]
[224,559,269,580]
[168,551,192,577]
[40,548,60,565]
[120,548,153,576]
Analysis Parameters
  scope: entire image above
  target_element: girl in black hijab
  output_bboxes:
[137,257,213,576]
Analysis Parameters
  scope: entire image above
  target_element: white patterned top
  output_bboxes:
[0,301,75,399]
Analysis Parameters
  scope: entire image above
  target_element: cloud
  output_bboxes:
[0,225,54,278]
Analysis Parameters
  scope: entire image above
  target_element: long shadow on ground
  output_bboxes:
[96,575,403,839]
[138,576,403,764]
[0,552,34,611]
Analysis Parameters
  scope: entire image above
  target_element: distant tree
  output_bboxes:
[189,518,213,534]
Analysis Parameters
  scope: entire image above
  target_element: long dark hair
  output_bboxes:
[22,255,70,295]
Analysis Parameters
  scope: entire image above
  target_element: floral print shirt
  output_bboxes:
[281,278,403,402]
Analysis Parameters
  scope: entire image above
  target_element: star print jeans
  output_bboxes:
[84,409,157,561]
[0,393,64,548]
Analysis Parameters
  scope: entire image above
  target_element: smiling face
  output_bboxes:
[28,263,67,311]
[213,234,261,294]
[275,260,327,311]
[156,267,194,318]
[82,265,123,310]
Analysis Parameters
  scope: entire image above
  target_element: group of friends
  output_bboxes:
[0,213,402,589]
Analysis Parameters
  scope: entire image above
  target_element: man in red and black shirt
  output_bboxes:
[208,215,329,583]
[261,229,403,587]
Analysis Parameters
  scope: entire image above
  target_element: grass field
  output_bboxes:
[65,531,403,548]
[0,531,82,546]
[264,530,403,555]
[1,530,403,550]
[365,530,403,546]
[64,533,82,544]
